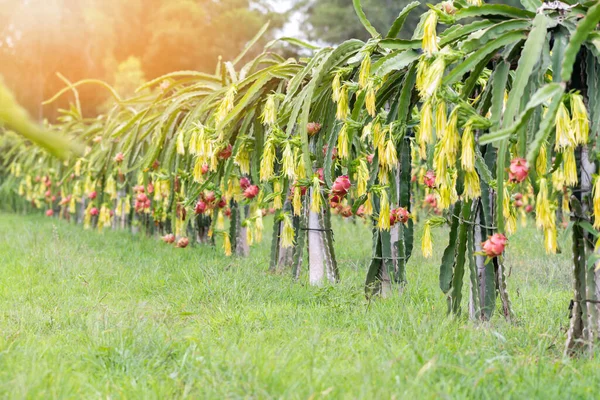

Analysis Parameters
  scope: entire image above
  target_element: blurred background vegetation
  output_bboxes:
[0,0,522,121]
[296,0,522,43]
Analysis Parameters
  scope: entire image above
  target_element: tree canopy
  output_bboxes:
[295,0,523,43]
[0,0,283,119]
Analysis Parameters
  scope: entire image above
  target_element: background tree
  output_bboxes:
[294,0,523,44]
[0,0,284,120]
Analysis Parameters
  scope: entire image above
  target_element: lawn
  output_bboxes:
[0,212,598,399]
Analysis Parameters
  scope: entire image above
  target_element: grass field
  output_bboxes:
[0,212,598,399]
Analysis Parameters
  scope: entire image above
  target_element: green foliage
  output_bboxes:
[295,0,524,44]
[297,0,427,43]
[0,81,81,159]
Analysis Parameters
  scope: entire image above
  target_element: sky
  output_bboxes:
[267,0,304,38]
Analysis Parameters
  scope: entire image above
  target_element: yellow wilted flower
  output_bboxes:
[365,84,377,117]
[254,208,264,243]
[194,124,210,160]
[462,170,481,200]
[225,179,236,201]
[336,85,349,120]
[209,148,219,172]
[435,100,447,139]
[444,108,459,165]
[544,226,557,254]
[416,58,428,97]
[536,142,547,176]
[433,143,447,178]
[75,159,82,177]
[536,178,554,229]
[571,93,589,145]
[563,147,578,187]
[273,180,283,210]
[502,187,511,220]
[437,182,452,210]
[217,210,225,230]
[282,143,296,179]
[176,131,185,155]
[193,157,205,183]
[377,191,391,231]
[418,100,434,147]
[355,159,369,197]
[84,175,95,195]
[153,181,162,201]
[466,0,483,5]
[216,85,237,125]
[460,123,475,172]
[378,165,390,185]
[293,186,303,216]
[115,198,123,217]
[332,71,342,102]
[422,222,433,258]
[295,154,306,179]
[361,122,373,143]
[594,177,600,229]
[310,177,322,213]
[246,220,254,246]
[98,205,112,232]
[260,140,276,181]
[261,95,277,126]
[97,206,107,232]
[189,129,200,155]
[416,56,445,98]
[160,179,171,198]
[69,196,76,214]
[506,212,517,235]
[555,102,575,150]
[359,53,371,88]
[551,167,565,191]
[337,124,350,160]
[223,233,232,256]
[437,171,458,210]
[105,176,117,200]
[380,139,398,170]
[364,194,373,215]
[520,208,527,228]
[281,214,295,248]
[83,203,93,230]
[234,145,251,175]
[372,121,384,150]
[503,188,516,235]
[422,11,439,57]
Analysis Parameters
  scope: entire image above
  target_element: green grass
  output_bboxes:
[0,212,598,399]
